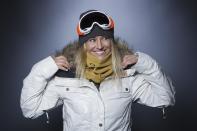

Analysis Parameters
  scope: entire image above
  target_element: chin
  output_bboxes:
[97,57,105,60]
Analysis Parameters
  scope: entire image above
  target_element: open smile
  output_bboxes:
[93,50,106,56]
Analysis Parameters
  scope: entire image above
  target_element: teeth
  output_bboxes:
[95,51,104,55]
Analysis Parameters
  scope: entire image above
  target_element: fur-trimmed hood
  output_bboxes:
[55,37,134,61]
[54,38,134,77]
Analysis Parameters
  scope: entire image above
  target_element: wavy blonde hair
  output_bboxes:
[75,38,133,79]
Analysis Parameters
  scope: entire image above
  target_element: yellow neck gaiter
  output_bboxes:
[85,52,113,84]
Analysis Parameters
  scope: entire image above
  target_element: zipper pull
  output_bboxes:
[44,111,50,124]
[162,107,167,119]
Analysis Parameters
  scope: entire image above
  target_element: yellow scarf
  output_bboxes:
[85,52,113,83]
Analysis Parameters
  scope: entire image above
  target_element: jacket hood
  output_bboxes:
[55,37,134,60]
[54,37,134,77]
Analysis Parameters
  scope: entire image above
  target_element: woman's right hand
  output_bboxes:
[53,55,70,71]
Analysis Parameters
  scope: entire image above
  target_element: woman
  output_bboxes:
[20,10,175,131]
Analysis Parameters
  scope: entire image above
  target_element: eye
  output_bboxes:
[103,36,110,40]
[101,37,110,43]
[88,38,96,42]
[102,37,107,40]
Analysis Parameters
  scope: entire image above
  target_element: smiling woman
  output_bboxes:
[83,36,114,83]
[20,9,175,131]
[85,36,112,60]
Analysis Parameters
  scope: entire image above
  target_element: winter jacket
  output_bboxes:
[20,50,175,131]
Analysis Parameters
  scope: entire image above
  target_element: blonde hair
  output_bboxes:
[75,38,133,79]
[75,46,86,78]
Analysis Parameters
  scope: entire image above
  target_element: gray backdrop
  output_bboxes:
[2,0,197,131]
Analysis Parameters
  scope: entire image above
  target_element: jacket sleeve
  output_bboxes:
[20,56,60,119]
[130,52,175,107]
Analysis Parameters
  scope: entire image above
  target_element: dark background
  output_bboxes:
[1,0,197,131]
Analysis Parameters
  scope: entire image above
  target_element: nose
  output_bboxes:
[96,38,103,49]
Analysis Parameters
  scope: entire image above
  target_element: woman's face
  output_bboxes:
[84,36,112,60]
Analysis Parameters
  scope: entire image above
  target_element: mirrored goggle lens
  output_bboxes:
[80,12,109,30]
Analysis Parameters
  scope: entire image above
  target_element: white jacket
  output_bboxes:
[20,52,175,131]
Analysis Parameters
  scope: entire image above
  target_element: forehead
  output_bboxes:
[88,35,107,39]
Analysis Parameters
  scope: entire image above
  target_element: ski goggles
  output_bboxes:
[77,10,114,36]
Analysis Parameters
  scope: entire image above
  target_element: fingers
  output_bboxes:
[55,57,70,67]
[54,56,71,71]
[121,55,138,69]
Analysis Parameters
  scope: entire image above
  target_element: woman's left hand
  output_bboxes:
[121,54,138,69]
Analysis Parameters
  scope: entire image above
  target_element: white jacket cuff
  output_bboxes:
[133,52,158,74]
[32,56,59,79]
